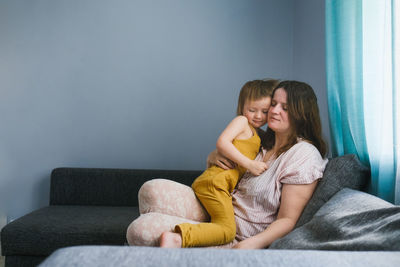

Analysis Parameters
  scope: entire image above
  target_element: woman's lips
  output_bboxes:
[270,117,280,122]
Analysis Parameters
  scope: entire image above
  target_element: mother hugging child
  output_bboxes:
[126,80,328,249]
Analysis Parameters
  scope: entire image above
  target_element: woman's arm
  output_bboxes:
[216,116,267,175]
[233,180,318,249]
[206,149,235,169]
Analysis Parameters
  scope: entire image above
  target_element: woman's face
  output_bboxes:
[267,88,292,135]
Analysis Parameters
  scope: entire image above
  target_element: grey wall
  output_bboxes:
[292,0,331,151]
[0,0,294,221]
[0,0,327,222]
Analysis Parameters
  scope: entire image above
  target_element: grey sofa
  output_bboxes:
[2,154,400,267]
[1,168,202,267]
[39,244,400,267]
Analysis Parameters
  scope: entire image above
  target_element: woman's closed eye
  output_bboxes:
[270,101,288,112]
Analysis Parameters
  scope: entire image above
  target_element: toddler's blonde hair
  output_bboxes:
[236,79,279,115]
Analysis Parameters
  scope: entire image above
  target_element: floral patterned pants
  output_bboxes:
[125,179,237,248]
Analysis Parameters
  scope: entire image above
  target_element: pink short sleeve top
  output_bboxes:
[232,140,328,241]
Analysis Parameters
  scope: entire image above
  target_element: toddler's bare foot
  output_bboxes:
[159,232,182,248]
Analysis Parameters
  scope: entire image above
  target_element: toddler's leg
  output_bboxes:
[126,212,202,246]
[139,179,209,221]
[177,169,239,247]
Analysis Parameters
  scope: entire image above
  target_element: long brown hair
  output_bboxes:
[263,81,327,157]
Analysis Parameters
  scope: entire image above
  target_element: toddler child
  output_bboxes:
[160,79,279,248]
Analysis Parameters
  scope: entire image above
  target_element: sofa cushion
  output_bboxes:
[295,154,369,228]
[270,188,400,250]
[5,255,46,267]
[39,245,400,267]
[1,206,139,256]
[50,168,202,206]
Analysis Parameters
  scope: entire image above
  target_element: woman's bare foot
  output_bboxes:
[159,232,182,248]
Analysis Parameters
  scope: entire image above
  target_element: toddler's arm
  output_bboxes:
[216,116,267,176]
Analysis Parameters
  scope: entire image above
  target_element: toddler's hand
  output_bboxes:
[247,161,268,176]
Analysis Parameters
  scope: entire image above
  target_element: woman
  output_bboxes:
[126,81,328,249]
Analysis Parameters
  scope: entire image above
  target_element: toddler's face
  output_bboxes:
[242,97,271,128]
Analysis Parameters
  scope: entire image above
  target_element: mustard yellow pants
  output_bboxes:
[175,166,244,247]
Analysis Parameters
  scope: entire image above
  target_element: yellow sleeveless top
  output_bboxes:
[192,124,262,193]
[232,125,261,174]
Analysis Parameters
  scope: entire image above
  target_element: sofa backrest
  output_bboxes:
[50,168,202,206]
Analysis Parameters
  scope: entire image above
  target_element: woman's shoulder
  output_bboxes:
[293,138,317,149]
[285,139,324,160]
[278,139,328,184]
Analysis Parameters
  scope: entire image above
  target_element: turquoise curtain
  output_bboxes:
[326,0,369,163]
[326,0,399,204]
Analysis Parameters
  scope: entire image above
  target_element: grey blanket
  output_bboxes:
[270,188,400,250]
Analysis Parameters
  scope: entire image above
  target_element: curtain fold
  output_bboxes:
[326,0,399,203]
[326,0,369,164]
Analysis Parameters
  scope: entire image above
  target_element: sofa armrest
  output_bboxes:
[50,167,202,206]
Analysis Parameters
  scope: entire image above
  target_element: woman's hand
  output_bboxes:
[207,149,235,170]
[232,236,265,249]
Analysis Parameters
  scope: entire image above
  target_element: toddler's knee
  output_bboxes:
[191,178,202,192]
[193,175,228,192]
[225,225,236,243]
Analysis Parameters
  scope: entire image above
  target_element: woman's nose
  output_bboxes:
[270,105,279,114]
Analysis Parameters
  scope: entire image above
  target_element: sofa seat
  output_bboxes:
[39,246,400,267]
[2,205,139,256]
